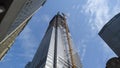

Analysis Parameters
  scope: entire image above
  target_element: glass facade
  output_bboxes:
[26,13,82,68]
[99,13,120,56]
[0,0,46,60]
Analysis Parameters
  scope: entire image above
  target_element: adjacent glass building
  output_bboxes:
[99,13,120,56]
[99,13,120,68]
[26,13,82,68]
[0,0,46,60]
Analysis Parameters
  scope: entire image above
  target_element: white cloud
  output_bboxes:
[77,40,87,61]
[42,14,50,23]
[82,0,120,31]
[81,44,86,61]
[65,12,71,17]
[82,0,120,61]
[72,4,80,10]
[113,0,120,15]
[83,0,110,31]
[18,26,38,60]
[72,5,76,9]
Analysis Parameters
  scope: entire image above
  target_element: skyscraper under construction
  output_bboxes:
[0,0,46,60]
[26,12,82,68]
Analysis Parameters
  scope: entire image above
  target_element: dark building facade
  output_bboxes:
[26,13,82,68]
[0,0,46,60]
[106,57,120,68]
[99,13,120,56]
[99,13,120,68]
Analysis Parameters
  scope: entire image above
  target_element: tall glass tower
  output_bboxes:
[0,0,46,60]
[26,12,82,68]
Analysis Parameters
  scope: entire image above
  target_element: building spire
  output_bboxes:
[57,11,60,15]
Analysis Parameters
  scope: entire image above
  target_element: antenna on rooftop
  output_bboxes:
[57,11,60,15]
[62,12,67,19]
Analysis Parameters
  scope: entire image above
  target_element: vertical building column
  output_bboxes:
[53,16,58,68]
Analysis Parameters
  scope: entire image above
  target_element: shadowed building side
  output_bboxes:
[106,57,120,68]
[25,13,82,68]
[99,12,120,68]
[0,17,31,60]
[0,0,47,60]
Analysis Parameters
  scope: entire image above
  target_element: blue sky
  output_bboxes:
[0,0,120,68]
